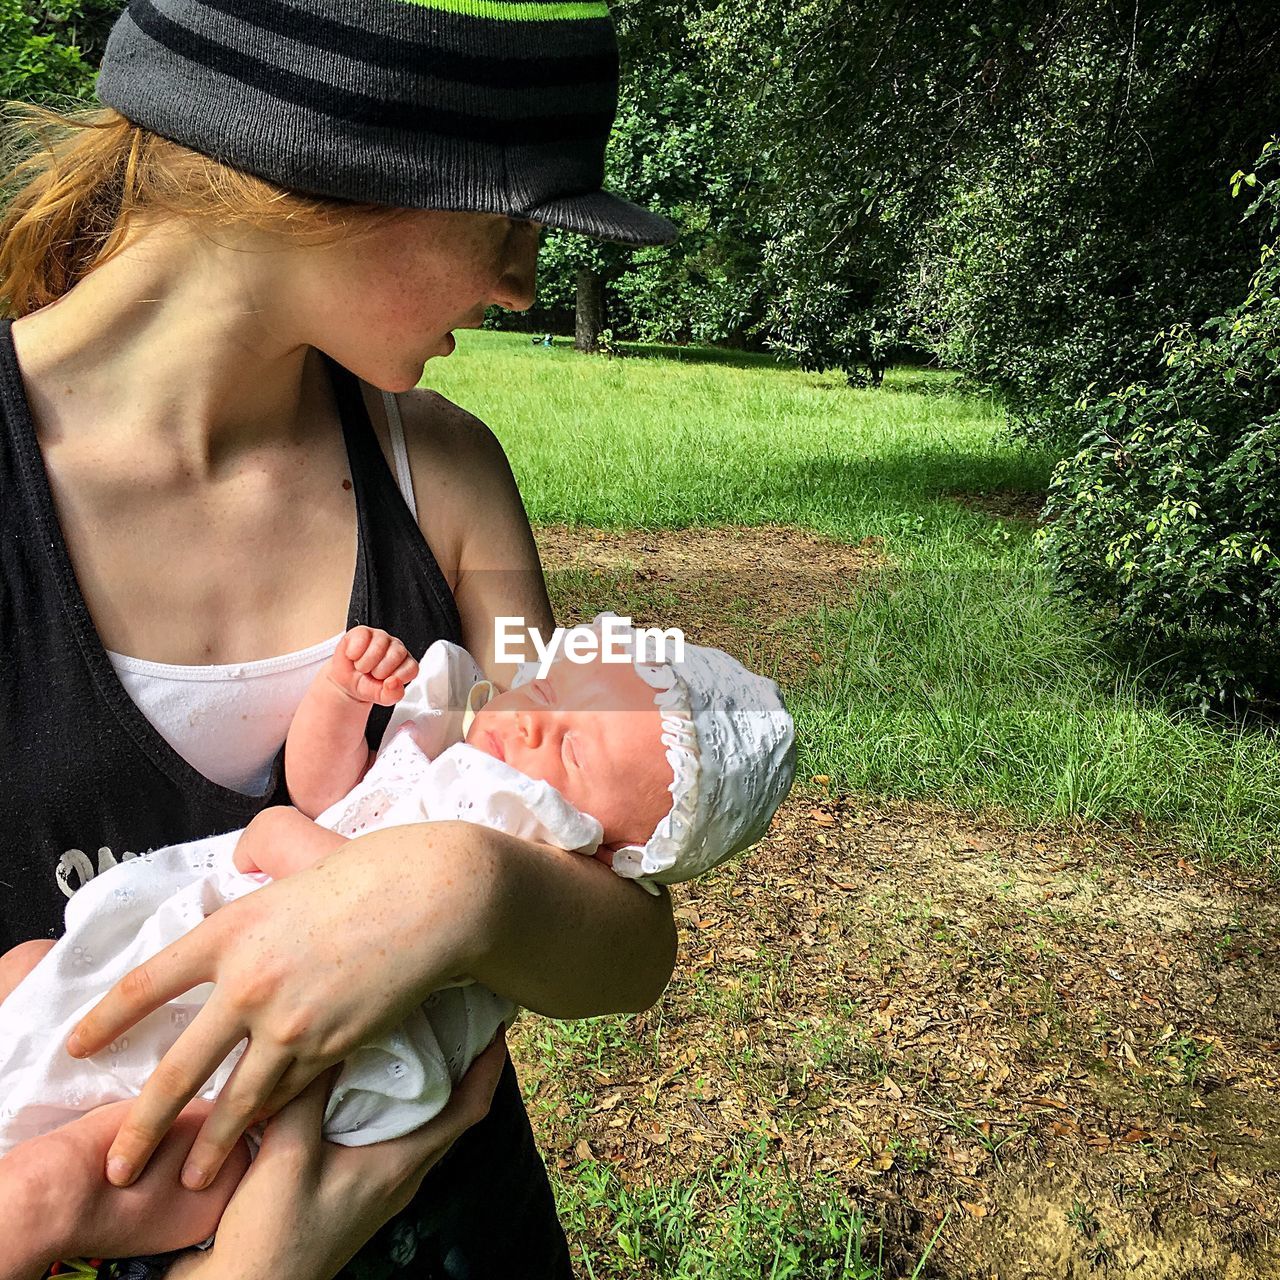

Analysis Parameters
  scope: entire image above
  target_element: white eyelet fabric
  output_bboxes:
[550,614,797,896]
[0,643,605,1154]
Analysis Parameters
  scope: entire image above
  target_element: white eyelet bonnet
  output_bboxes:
[512,613,796,895]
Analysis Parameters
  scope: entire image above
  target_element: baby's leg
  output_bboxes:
[0,939,54,1004]
[233,804,350,878]
[0,1099,251,1275]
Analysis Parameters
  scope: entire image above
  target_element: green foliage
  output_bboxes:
[512,0,764,347]
[909,1,1279,443]
[498,0,1280,406]
[1040,141,1280,707]
[688,0,995,382]
[0,0,122,102]
[426,332,1280,872]
[554,1146,923,1279]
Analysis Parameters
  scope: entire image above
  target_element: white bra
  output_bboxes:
[106,391,418,797]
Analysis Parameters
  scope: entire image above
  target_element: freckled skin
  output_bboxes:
[290,211,540,392]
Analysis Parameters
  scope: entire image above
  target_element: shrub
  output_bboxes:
[1039,140,1280,708]
[0,0,121,102]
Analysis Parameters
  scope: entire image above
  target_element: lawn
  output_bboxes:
[418,332,1280,1278]
[425,331,1280,873]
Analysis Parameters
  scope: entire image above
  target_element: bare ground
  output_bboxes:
[532,523,886,685]
[509,525,1280,1279]
[946,491,1046,525]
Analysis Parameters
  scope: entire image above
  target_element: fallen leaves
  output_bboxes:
[511,791,1280,1267]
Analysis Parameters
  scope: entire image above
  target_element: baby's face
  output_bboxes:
[464,657,672,848]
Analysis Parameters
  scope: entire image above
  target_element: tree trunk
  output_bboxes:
[574,268,605,353]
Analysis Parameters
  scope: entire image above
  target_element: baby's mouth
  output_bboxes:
[481,728,506,762]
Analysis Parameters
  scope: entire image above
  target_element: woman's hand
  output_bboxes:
[167,1031,508,1280]
[64,824,494,1190]
[64,814,674,1192]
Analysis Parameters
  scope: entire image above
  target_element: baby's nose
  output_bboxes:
[516,710,544,748]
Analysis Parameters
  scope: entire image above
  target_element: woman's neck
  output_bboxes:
[10,219,321,474]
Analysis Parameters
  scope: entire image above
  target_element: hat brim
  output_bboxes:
[524,190,677,247]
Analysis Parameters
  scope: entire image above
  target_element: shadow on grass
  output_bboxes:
[759,453,1053,528]
[613,340,795,371]
[612,343,960,395]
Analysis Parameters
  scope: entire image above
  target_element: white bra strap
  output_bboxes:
[381,390,419,523]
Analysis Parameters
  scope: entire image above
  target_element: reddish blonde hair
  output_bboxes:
[0,102,402,317]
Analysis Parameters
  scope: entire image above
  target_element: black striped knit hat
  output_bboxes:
[95,0,676,247]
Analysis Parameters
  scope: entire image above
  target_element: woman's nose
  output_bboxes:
[491,221,540,312]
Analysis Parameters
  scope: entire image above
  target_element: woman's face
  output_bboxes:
[293,208,541,390]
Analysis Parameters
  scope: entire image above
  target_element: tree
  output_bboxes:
[506,0,767,352]
[907,0,1280,441]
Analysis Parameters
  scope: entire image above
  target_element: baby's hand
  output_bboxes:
[327,626,418,706]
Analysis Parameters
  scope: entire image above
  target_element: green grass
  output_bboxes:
[423,331,1280,872]
[555,1147,941,1280]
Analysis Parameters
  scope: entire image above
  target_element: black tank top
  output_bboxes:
[0,317,463,950]
[0,322,573,1276]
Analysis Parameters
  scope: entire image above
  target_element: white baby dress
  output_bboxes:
[0,642,605,1156]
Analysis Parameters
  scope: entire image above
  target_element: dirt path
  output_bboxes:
[532,523,886,685]
[511,526,1280,1278]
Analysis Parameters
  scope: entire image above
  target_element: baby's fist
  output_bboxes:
[329,626,418,706]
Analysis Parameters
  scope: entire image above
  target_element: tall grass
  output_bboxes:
[424,332,1280,872]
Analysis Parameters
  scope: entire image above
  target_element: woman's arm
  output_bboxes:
[357,820,678,1019]
[387,389,678,1015]
[69,816,677,1187]
[385,388,555,688]
[458,829,678,1019]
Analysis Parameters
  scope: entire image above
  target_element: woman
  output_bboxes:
[0,0,679,1275]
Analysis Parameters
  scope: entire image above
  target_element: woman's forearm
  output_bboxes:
[352,821,678,1019]
[0,1151,65,1280]
[468,827,679,1019]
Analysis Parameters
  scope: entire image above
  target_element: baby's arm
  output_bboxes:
[285,626,418,818]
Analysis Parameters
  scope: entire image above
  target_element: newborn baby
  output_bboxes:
[0,615,795,1272]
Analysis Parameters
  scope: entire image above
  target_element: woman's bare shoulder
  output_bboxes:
[358,382,552,673]
[357,381,504,467]
[396,387,503,460]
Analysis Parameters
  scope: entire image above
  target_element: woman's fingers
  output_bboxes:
[450,1028,506,1128]
[251,1058,327,1125]
[67,933,213,1058]
[179,1049,292,1190]
[103,1009,255,1186]
[256,1066,340,1167]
